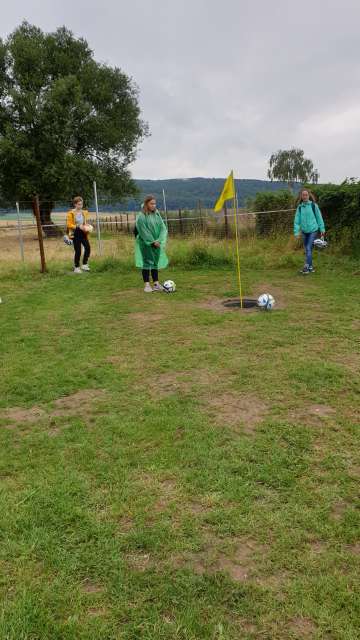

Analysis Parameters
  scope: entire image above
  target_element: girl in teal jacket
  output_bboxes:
[294,189,325,274]
[135,195,169,292]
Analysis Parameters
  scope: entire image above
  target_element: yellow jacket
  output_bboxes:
[66,209,90,237]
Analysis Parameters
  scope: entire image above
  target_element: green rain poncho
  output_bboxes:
[135,210,169,270]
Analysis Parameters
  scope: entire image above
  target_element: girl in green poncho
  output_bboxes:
[135,195,169,292]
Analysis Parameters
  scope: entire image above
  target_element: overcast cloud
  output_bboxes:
[2,0,360,181]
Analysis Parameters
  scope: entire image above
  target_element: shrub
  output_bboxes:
[251,190,295,237]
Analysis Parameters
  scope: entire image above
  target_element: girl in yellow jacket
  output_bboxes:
[66,196,91,273]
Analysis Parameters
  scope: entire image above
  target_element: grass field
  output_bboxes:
[0,239,359,639]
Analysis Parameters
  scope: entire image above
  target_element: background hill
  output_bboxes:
[121,178,300,210]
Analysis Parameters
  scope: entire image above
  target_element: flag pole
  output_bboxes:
[232,182,243,309]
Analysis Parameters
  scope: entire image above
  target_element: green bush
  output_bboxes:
[251,190,295,237]
[170,240,233,268]
[310,180,360,255]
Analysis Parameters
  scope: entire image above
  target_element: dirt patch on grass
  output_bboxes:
[134,473,219,526]
[289,617,317,637]
[117,515,134,533]
[154,369,219,398]
[346,543,360,555]
[105,355,122,365]
[255,571,289,591]
[152,479,179,512]
[234,619,258,634]
[1,406,46,424]
[309,404,336,417]
[48,427,61,437]
[172,536,267,583]
[2,389,108,429]
[206,392,268,433]
[125,553,151,572]
[50,389,108,417]
[134,473,181,515]
[289,403,336,427]
[87,607,107,617]
[308,541,327,554]
[128,312,165,327]
[331,500,350,521]
[331,353,359,374]
[81,581,104,594]
[214,539,264,581]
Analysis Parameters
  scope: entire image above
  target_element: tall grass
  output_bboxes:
[1,232,359,282]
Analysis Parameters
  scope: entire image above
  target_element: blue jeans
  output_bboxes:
[302,231,318,268]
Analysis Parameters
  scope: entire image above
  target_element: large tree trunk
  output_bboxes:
[32,200,62,237]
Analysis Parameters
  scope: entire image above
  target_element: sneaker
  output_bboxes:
[74,267,82,274]
[299,264,310,274]
[152,282,164,292]
[81,264,90,271]
[308,266,315,273]
[144,283,153,293]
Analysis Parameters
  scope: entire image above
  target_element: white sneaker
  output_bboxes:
[152,282,164,292]
[81,264,90,271]
[144,283,153,293]
[74,267,82,274]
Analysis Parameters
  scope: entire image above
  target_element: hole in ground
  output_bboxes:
[223,298,258,310]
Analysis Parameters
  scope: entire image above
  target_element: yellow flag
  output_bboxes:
[214,171,235,212]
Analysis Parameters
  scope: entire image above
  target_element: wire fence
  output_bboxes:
[0,195,297,270]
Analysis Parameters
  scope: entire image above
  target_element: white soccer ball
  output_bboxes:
[163,279,176,293]
[84,224,94,233]
[313,238,327,250]
[63,234,73,246]
[257,293,275,310]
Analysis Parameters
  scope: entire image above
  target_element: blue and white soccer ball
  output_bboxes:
[163,279,176,293]
[257,293,275,310]
[313,238,328,250]
[63,234,73,246]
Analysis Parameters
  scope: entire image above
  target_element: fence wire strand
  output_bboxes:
[0,200,297,266]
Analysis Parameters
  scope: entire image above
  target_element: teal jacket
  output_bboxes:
[294,201,325,235]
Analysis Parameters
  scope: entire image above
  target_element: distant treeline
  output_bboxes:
[0,178,302,212]
[105,178,302,211]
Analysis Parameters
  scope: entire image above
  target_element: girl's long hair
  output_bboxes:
[296,189,317,206]
[143,195,156,213]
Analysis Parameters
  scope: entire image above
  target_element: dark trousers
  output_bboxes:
[142,269,159,283]
[73,227,90,267]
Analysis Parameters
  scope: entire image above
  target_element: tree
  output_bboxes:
[0,22,148,234]
[267,148,319,191]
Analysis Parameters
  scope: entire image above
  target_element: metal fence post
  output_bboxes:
[224,201,229,238]
[93,181,102,255]
[179,208,184,235]
[15,201,25,262]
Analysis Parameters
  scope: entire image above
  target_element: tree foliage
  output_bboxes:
[267,148,319,190]
[0,22,148,232]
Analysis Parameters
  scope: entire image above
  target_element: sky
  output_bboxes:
[1,0,360,182]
